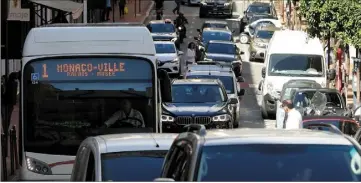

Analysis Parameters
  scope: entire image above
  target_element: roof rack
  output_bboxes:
[182,124,206,136]
[304,123,343,135]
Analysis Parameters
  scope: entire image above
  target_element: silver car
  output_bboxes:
[155,41,183,76]
[71,133,177,181]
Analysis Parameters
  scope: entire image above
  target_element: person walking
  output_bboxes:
[186,42,196,65]
[172,0,181,14]
[119,0,126,19]
[280,100,303,129]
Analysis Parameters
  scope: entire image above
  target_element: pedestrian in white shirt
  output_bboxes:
[186,42,196,65]
[281,100,303,129]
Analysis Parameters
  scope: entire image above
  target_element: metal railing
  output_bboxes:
[1,125,20,181]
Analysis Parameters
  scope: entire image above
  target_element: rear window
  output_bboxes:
[303,119,359,136]
[203,23,228,29]
[197,144,361,181]
[187,75,234,94]
[293,91,343,108]
[155,43,176,54]
[101,151,167,181]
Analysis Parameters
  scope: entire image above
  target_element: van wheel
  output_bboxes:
[261,100,269,119]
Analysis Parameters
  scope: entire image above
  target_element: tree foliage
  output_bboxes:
[299,0,361,48]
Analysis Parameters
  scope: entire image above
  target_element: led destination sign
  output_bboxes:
[28,58,152,81]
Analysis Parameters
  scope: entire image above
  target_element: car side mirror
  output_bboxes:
[237,76,245,82]
[238,89,245,96]
[243,11,246,14]
[178,51,184,55]
[327,69,336,80]
[229,98,238,104]
[197,28,201,32]
[261,67,266,78]
[157,69,172,102]
[154,178,175,182]
[194,36,199,40]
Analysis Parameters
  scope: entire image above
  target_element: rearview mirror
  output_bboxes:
[197,28,201,32]
[238,89,245,96]
[261,67,266,78]
[327,69,336,80]
[229,98,238,104]
[237,76,245,82]
[158,69,172,102]
[154,178,175,182]
[178,51,184,55]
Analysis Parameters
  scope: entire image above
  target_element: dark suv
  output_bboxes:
[239,2,277,32]
[199,0,233,18]
[161,79,237,132]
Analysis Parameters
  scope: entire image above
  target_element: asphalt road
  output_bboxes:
[147,1,276,128]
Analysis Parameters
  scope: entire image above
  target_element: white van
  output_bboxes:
[260,30,335,119]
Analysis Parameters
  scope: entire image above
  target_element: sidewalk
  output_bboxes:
[107,0,154,23]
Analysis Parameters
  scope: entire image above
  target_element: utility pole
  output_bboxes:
[0,0,2,179]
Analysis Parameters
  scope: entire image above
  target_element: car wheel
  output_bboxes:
[233,113,239,128]
[240,34,249,44]
[261,99,269,119]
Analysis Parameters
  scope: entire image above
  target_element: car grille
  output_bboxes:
[176,116,211,125]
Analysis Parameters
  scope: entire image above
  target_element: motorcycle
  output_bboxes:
[297,91,337,116]
[177,24,186,43]
[156,9,163,20]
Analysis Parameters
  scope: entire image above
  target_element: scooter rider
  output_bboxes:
[175,12,188,36]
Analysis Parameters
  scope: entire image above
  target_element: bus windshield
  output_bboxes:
[23,57,155,155]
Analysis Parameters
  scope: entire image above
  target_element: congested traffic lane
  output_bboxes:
[147,1,276,128]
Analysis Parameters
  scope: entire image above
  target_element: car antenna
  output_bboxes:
[150,134,160,148]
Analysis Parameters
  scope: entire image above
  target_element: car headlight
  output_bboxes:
[212,114,231,121]
[224,2,231,6]
[178,26,182,31]
[171,58,179,63]
[161,115,174,122]
[26,157,52,175]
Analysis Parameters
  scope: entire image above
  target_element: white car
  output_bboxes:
[239,18,282,44]
[71,133,177,181]
[155,41,183,76]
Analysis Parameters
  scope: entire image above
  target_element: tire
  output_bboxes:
[261,99,269,119]
[233,114,239,128]
[199,8,205,18]
[181,1,185,5]
[240,34,249,44]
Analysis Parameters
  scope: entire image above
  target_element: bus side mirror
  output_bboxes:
[158,69,172,102]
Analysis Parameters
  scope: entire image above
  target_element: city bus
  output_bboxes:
[18,23,171,181]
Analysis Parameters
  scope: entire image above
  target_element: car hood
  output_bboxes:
[156,53,178,62]
[151,33,177,40]
[205,53,237,62]
[254,38,270,43]
[162,102,227,115]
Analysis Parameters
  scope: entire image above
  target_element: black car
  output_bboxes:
[292,88,347,116]
[201,40,243,76]
[161,79,237,132]
[199,0,233,18]
[194,28,234,61]
[303,116,359,137]
[239,2,277,32]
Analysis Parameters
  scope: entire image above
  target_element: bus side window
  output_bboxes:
[85,151,96,181]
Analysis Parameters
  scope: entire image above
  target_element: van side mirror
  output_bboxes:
[327,69,336,80]
[194,36,199,40]
[243,11,246,14]
[158,70,172,102]
[261,67,266,78]
[197,29,201,32]
[154,178,175,182]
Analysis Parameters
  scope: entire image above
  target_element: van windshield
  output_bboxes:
[268,54,324,77]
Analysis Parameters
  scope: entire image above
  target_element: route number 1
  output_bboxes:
[42,64,49,78]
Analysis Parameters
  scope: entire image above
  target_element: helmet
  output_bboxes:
[164,19,172,23]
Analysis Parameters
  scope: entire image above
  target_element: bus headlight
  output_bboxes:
[212,114,230,122]
[26,156,52,175]
[161,115,174,122]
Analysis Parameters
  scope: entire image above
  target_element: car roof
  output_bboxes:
[208,40,235,45]
[187,64,232,72]
[204,20,228,24]
[256,25,280,31]
[203,28,232,33]
[282,80,322,90]
[296,88,339,93]
[303,115,356,121]
[202,128,352,146]
[154,41,175,45]
[187,71,233,77]
[250,2,271,7]
[92,133,177,153]
[148,20,170,24]
[172,79,220,85]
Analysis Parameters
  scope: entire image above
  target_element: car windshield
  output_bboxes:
[206,43,236,55]
[293,91,343,108]
[303,120,359,136]
[197,144,361,181]
[172,84,226,103]
[186,75,234,94]
[202,31,232,44]
[255,30,274,39]
[247,5,271,14]
[203,23,228,29]
[101,150,167,181]
[280,82,321,101]
[268,54,324,76]
[155,43,176,54]
[148,23,175,33]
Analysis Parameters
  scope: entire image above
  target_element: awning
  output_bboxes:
[29,0,84,19]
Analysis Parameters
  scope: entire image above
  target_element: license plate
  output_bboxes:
[213,7,217,11]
